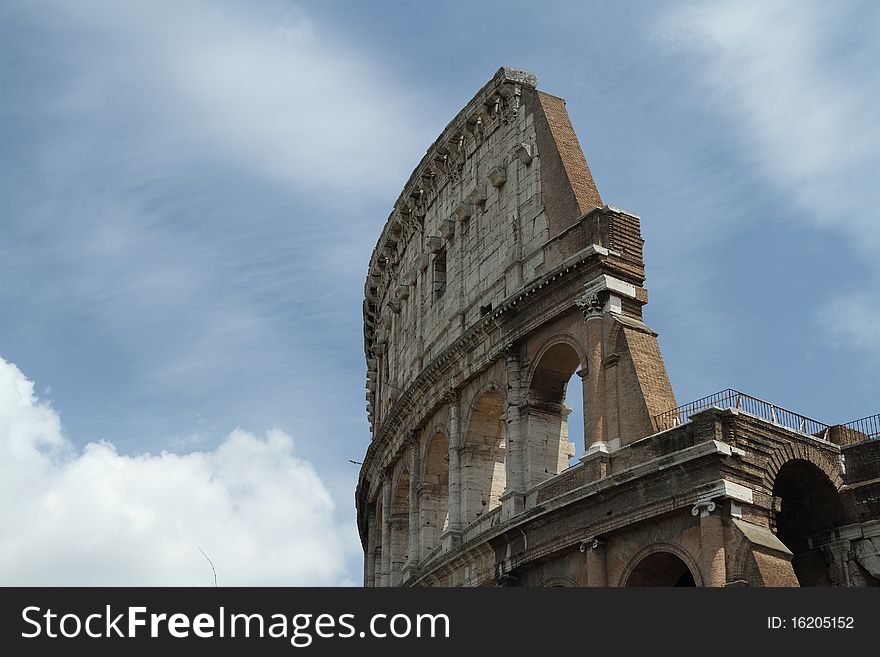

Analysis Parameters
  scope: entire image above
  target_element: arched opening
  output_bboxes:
[527,342,581,487]
[420,432,449,558]
[565,371,585,464]
[462,389,506,525]
[625,552,697,587]
[772,459,845,586]
[389,471,410,585]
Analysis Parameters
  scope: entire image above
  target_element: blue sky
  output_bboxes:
[1,0,877,585]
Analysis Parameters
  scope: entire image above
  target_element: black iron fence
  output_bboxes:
[653,389,880,445]
[652,388,831,437]
[841,413,880,441]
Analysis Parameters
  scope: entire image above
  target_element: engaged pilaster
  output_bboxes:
[578,292,607,453]
[693,500,726,587]
[581,537,608,587]
[501,344,526,519]
[407,432,421,572]
[364,505,376,587]
[446,389,463,536]
[381,469,393,587]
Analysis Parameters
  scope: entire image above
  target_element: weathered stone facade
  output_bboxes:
[355,67,880,587]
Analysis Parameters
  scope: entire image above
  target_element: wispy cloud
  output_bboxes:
[0,355,356,585]
[819,294,880,357]
[33,0,427,193]
[657,0,880,353]
[0,1,434,441]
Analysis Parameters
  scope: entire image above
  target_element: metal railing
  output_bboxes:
[841,414,880,441]
[652,388,831,437]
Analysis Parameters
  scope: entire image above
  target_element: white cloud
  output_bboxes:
[656,1,880,357]
[37,0,429,194]
[657,1,880,251]
[0,355,356,585]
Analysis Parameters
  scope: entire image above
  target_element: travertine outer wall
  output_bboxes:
[356,67,679,586]
[362,67,605,434]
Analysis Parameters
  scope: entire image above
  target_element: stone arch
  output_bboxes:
[420,431,450,558]
[390,469,410,586]
[464,382,505,420]
[526,334,587,394]
[541,576,579,587]
[761,442,843,494]
[619,543,703,587]
[524,337,583,487]
[421,423,450,468]
[462,387,506,525]
[771,457,846,586]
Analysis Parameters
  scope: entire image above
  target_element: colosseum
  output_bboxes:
[355,67,880,587]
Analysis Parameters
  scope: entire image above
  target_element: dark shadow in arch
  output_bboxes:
[625,552,697,587]
[772,459,845,586]
[527,342,581,484]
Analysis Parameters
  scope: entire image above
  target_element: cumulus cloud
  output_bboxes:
[0,355,355,586]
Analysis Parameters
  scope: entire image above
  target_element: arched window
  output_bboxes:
[462,389,506,525]
[420,433,449,558]
[526,342,581,487]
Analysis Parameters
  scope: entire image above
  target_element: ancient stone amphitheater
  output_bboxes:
[355,67,880,587]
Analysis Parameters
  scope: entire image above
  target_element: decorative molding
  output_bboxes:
[467,185,488,208]
[579,537,605,552]
[426,236,443,254]
[691,500,716,517]
[488,166,507,188]
[514,142,533,165]
[438,219,455,240]
[576,291,604,318]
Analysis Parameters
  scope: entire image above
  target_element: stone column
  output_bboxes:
[577,368,589,448]
[578,293,607,452]
[446,390,463,534]
[586,316,606,450]
[603,354,620,447]
[821,540,854,587]
[365,506,376,587]
[389,516,407,587]
[502,345,525,518]
[407,433,421,570]
[582,538,608,587]
[693,501,726,587]
[381,470,392,587]
[372,547,382,586]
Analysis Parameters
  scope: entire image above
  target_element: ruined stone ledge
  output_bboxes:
[407,436,737,586]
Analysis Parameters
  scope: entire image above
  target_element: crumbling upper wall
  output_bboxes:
[363,67,602,434]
